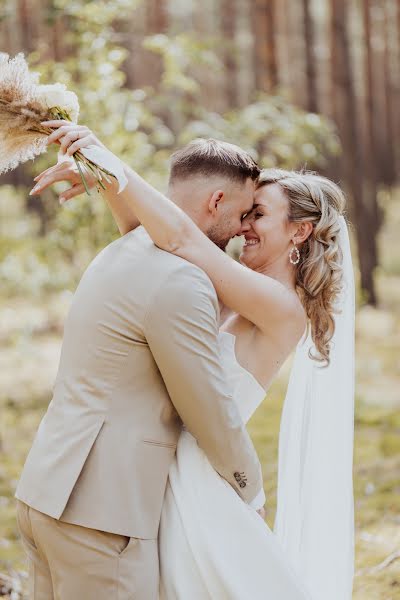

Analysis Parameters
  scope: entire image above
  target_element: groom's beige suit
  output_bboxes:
[16,227,263,599]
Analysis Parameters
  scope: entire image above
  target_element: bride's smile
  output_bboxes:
[240,182,301,276]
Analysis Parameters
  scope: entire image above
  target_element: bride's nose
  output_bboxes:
[240,215,252,235]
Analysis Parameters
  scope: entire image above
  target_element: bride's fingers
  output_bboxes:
[34,158,66,180]
[47,124,89,147]
[59,183,85,204]
[34,160,69,182]
[66,134,94,156]
[59,130,85,155]
[41,119,71,128]
[34,166,56,182]
[29,168,80,195]
[47,127,79,147]
[46,125,74,146]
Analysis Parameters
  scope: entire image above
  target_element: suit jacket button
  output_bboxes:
[239,481,246,488]
[234,472,241,482]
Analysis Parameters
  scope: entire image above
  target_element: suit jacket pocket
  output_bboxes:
[134,440,177,536]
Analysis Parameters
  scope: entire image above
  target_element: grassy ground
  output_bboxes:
[0,197,399,598]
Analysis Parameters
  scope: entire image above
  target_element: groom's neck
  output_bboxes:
[167,183,206,232]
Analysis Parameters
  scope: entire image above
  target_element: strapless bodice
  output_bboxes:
[218,331,266,424]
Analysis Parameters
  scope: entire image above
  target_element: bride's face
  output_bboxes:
[239,183,293,269]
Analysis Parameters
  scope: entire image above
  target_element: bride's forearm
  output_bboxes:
[101,166,141,236]
[103,163,193,251]
[33,121,192,247]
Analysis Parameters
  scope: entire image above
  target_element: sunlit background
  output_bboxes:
[0,1,399,598]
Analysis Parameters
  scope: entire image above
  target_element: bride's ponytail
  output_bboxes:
[257,169,347,365]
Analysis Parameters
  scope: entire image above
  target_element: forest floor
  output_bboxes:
[0,197,399,599]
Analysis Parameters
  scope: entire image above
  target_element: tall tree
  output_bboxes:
[283,0,308,109]
[253,0,278,92]
[17,0,33,53]
[274,0,292,91]
[396,0,400,173]
[381,0,396,185]
[47,5,67,62]
[370,0,396,187]
[143,0,168,88]
[147,0,168,34]
[120,2,147,89]
[362,0,381,229]
[192,0,227,114]
[302,0,318,112]
[221,0,238,107]
[330,0,378,304]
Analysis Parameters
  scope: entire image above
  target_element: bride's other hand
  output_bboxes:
[29,159,100,203]
[41,120,107,157]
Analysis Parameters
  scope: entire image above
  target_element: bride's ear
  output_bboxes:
[208,190,224,216]
[293,221,313,244]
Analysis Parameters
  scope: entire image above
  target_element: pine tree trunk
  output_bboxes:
[17,0,32,52]
[121,2,147,89]
[395,0,400,173]
[221,0,238,107]
[274,0,292,92]
[253,0,278,92]
[302,0,318,112]
[144,0,168,88]
[330,0,378,305]
[381,0,396,185]
[362,0,381,229]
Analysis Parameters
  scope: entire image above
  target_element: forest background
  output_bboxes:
[0,1,399,598]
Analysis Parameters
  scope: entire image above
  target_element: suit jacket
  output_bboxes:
[16,227,263,539]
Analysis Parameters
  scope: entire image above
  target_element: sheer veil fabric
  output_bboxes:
[274,216,355,600]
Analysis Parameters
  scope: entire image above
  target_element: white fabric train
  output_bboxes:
[275,215,355,600]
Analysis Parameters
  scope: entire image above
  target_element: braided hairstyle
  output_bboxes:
[257,169,347,365]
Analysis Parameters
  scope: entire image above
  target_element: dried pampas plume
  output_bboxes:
[0,52,53,174]
[0,53,120,195]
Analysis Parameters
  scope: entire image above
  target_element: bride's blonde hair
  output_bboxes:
[257,169,347,365]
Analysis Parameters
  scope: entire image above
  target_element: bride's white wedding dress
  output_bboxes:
[159,331,311,599]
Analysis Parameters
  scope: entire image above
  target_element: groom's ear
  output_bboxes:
[208,190,224,216]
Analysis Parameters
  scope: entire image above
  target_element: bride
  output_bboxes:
[33,123,355,600]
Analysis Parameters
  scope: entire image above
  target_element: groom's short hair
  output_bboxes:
[169,139,260,185]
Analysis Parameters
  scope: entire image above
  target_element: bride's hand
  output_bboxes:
[30,158,99,202]
[41,120,107,157]
[30,121,115,202]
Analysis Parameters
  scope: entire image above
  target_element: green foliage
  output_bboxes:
[180,97,339,170]
[2,0,339,297]
[144,33,223,95]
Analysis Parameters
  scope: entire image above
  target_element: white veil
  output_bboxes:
[274,216,355,600]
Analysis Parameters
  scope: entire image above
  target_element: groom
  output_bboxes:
[16,139,265,599]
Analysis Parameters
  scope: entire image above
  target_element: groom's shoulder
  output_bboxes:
[154,251,216,299]
[101,226,215,291]
[130,228,213,278]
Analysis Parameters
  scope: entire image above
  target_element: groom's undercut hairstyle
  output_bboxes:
[169,138,260,185]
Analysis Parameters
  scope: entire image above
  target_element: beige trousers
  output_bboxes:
[16,501,159,600]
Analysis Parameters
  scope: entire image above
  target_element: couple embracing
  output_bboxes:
[16,123,355,600]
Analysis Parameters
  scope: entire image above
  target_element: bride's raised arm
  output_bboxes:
[34,121,305,337]
[114,166,305,339]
